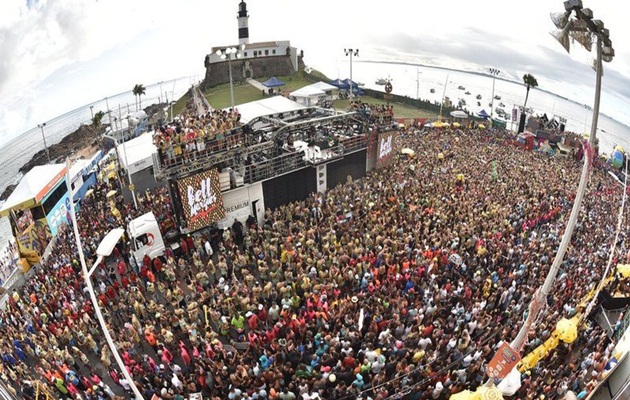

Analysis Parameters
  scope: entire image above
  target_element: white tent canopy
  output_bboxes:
[235,96,306,124]
[309,81,337,92]
[0,164,67,216]
[117,132,157,175]
[290,86,325,98]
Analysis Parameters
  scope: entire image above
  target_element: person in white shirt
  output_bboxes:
[204,239,213,258]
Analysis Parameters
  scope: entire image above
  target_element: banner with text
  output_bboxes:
[216,187,251,229]
[176,169,225,231]
[376,131,397,168]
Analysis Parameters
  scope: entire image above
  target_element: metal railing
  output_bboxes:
[155,132,369,185]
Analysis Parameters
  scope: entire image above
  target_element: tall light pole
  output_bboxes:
[488,68,500,119]
[123,117,138,210]
[65,161,144,400]
[510,0,614,353]
[438,74,449,121]
[344,48,359,99]
[90,105,94,121]
[416,66,422,101]
[37,123,51,164]
[216,46,243,109]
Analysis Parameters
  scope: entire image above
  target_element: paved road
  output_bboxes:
[246,78,266,92]
[190,85,210,116]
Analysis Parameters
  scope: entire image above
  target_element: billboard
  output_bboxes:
[176,169,225,231]
[46,193,71,236]
[376,130,396,167]
[486,342,521,383]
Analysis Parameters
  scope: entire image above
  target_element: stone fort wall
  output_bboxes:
[201,54,305,90]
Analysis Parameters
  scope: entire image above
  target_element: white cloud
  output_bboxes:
[0,0,628,143]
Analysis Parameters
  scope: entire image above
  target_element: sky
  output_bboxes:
[0,0,629,144]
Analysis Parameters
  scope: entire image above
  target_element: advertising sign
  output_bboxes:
[176,169,225,231]
[376,131,396,167]
[16,218,52,263]
[486,342,521,383]
[216,188,251,229]
[46,194,71,236]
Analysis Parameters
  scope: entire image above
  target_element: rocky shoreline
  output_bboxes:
[0,103,165,202]
[0,124,101,201]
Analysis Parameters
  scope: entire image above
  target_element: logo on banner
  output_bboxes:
[177,169,225,231]
[379,136,393,159]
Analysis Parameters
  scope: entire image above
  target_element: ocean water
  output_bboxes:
[333,61,630,152]
[0,77,193,253]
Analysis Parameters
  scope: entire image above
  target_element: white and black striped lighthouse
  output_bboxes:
[237,1,250,45]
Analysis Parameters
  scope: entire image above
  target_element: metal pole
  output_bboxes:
[228,53,235,109]
[123,119,138,210]
[65,161,144,400]
[90,106,94,120]
[118,106,137,209]
[349,52,353,100]
[416,66,421,101]
[511,37,603,352]
[38,123,51,164]
[438,74,449,120]
[590,37,603,146]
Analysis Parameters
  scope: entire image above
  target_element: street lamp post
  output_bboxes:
[438,74,449,121]
[510,0,614,353]
[123,117,138,210]
[216,46,244,109]
[90,105,94,121]
[344,48,359,99]
[37,123,51,164]
[488,68,500,119]
[65,161,144,399]
[416,66,422,102]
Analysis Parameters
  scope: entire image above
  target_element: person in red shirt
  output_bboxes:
[117,260,126,275]
[152,257,163,275]
[142,254,151,270]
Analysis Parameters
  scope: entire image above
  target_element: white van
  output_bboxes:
[128,212,166,264]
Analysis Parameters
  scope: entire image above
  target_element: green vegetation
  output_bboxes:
[172,92,190,117]
[132,84,146,111]
[179,68,439,120]
[203,82,265,109]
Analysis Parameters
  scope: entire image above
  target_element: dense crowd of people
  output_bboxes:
[0,120,628,400]
[153,108,243,167]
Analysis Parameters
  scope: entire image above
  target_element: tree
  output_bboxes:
[132,84,146,111]
[92,111,105,134]
[522,73,538,109]
[518,73,539,133]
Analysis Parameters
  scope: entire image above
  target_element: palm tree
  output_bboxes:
[132,84,146,111]
[92,111,105,134]
[518,73,539,133]
[522,73,538,109]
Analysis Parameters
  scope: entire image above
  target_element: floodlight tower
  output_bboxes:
[510,0,614,353]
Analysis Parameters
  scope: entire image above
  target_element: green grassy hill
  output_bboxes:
[174,69,440,120]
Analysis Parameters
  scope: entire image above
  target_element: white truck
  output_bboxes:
[128,212,167,264]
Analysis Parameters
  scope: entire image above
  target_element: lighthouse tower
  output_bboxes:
[237,1,250,45]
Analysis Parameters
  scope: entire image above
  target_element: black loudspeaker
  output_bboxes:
[518,113,526,133]
[560,124,565,132]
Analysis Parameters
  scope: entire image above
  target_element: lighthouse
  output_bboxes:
[237,1,249,45]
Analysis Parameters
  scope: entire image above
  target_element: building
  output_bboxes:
[201,1,305,90]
